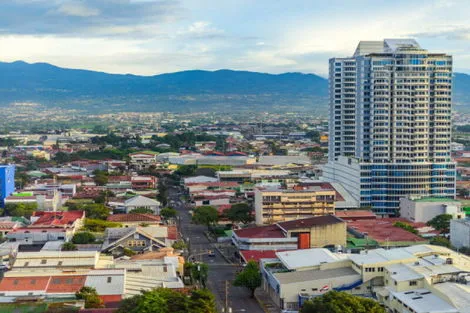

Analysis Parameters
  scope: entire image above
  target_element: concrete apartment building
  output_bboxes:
[254,186,336,225]
[261,245,470,312]
[323,39,455,216]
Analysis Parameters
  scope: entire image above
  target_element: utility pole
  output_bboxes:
[225,280,230,313]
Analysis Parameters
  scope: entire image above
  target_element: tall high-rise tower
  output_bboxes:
[323,39,455,215]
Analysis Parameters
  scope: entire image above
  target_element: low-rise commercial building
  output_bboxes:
[261,245,470,312]
[400,197,463,223]
[254,186,335,225]
[233,215,346,251]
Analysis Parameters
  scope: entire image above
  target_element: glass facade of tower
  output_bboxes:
[324,40,455,215]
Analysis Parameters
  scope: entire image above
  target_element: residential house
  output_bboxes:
[6,211,85,245]
[110,196,161,214]
[101,226,176,257]
[106,213,162,227]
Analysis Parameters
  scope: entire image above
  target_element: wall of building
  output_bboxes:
[400,198,462,223]
[450,219,470,248]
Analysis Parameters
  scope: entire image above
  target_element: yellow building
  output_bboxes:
[254,186,336,225]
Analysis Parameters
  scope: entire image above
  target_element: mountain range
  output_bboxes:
[0,61,469,113]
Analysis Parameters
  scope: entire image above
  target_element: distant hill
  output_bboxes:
[0,61,469,113]
[0,61,328,113]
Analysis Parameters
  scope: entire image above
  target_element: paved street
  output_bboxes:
[168,185,264,313]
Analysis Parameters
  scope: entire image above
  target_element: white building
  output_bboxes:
[323,39,455,215]
[399,196,463,223]
[261,245,470,312]
[450,219,470,249]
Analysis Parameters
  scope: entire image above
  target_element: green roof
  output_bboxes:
[413,197,459,202]
[347,237,378,248]
[12,192,34,197]
[224,230,233,237]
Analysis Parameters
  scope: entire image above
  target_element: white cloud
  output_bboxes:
[55,2,100,17]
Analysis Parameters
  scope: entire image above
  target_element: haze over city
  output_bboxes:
[2,0,470,75]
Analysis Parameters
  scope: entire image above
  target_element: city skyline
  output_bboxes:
[2,0,470,76]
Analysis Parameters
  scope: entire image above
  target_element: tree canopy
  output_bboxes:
[192,206,218,227]
[4,203,37,218]
[233,260,261,297]
[75,286,103,309]
[129,207,155,214]
[427,214,453,233]
[300,291,385,313]
[72,232,96,244]
[67,202,110,220]
[224,203,254,224]
[116,288,216,313]
[160,207,178,220]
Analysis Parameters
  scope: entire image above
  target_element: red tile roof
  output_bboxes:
[31,211,85,227]
[0,276,50,292]
[107,213,161,223]
[167,225,178,240]
[347,218,428,243]
[240,250,283,263]
[186,182,239,187]
[46,275,86,293]
[234,224,285,239]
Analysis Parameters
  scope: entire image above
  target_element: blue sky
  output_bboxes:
[1,0,470,75]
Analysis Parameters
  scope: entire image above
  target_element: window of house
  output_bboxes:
[409,280,417,286]
[107,277,112,283]
[41,260,47,265]
[24,262,29,267]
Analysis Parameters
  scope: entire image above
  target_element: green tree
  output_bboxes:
[94,190,115,204]
[172,240,187,250]
[84,218,122,232]
[430,236,451,248]
[92,170,109,186]
[72,232,96,244]
[116,288,215,313]
[129,207,155,214]
[157,180,168,206]
[4,203,37,217]
[393,221,418,234]
[175,165,197,177]
[68,203,110,220]
[53,151,71,164]
[61,242,77,251]
[190,262,209,288]
[192,206,218,228]
[75,286,104,309]
[224,203,254,224]
[427,214,453,233]
[160,207,177,220]
[188,289,217,313]
[233,260,261,298]
[300,291,385,313]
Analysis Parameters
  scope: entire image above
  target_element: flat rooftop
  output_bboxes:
[390,289,458,313]
[276,248,348,270]
[274,266,359,284]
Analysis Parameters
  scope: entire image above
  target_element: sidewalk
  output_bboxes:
[255,289,282,313]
